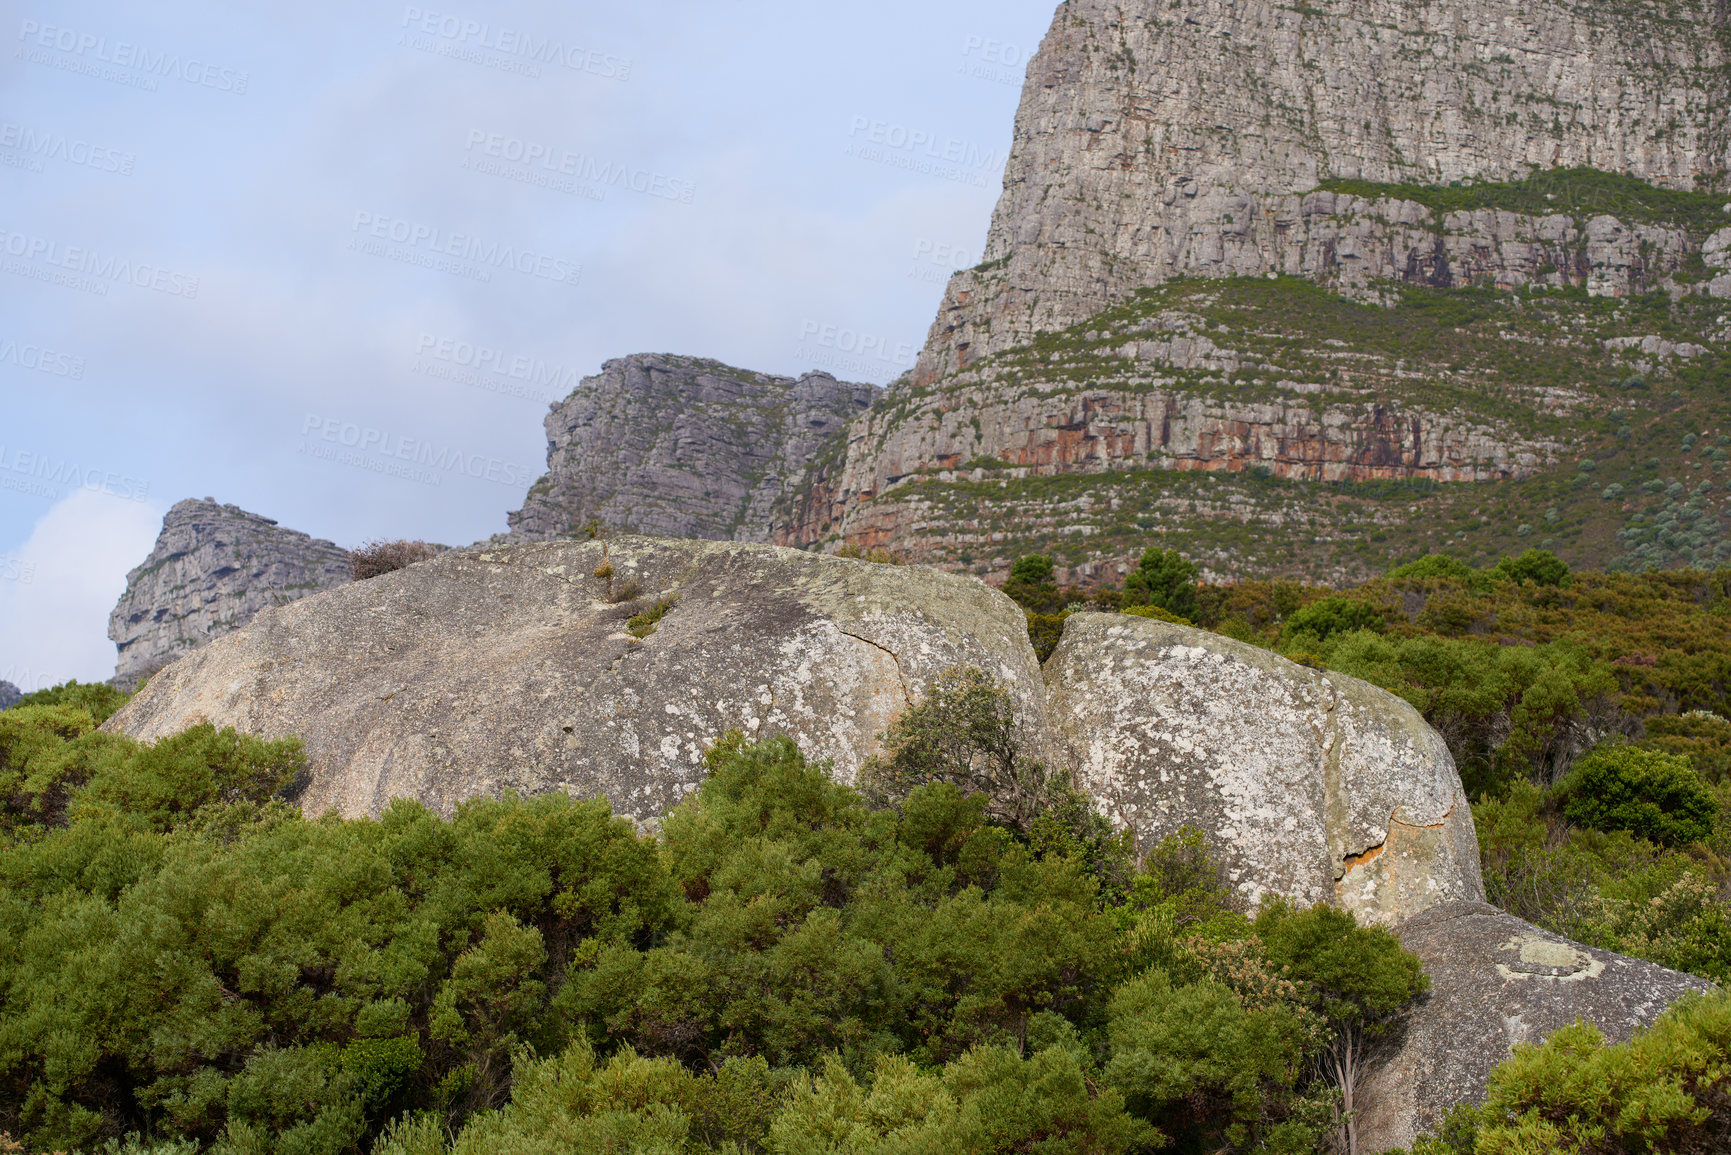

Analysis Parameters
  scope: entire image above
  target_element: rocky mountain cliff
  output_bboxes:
[917,0,1730,381]
[782,0,1731,584]
[108,499,352,686]
[504,354,879,543]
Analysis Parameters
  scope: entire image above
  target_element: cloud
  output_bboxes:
[0,490,165,690]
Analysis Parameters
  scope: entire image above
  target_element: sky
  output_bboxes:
[0,0,1057,688]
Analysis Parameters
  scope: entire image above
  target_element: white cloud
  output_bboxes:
[0,490,165,690]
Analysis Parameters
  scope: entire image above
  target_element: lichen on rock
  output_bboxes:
[1044,612,1483,925]
[105,537,1045,825]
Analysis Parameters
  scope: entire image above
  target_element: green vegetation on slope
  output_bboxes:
[1,692,1432,1154]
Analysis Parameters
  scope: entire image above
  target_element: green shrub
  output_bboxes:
[1555,746,1718,846]
[1409,991,1731,1155]
[1121,547,1199,620]
[11,680,130,726]
[1009,554,1055,586]
[1121,604,1193,626]
[1280,597,1387,647]
[1386,554,1475,583]
[1492,549,1571,588]
[1026,612,1070,662]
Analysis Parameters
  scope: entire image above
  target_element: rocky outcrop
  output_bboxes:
[108,500,352,687]
[917,0,1731,380]
[1045,614,1482,925]
[1358,901,1720,1152]
[104,538,1046,824]
[505,355,879,543]
[0,681,19,711]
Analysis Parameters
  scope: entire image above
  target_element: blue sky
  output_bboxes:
[0,0,1057,686]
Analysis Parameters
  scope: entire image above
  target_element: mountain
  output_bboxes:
[108,499,352,686]
[503,354,879,543]
[783,0,1731,583]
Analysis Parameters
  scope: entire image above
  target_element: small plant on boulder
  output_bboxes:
[350,540,439,581]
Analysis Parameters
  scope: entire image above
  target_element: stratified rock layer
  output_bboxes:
[108,500,352,686]
[918,0,1730,380]
[506,354,879,543]
[105,538,1046,824]
[1044,614,1483,926]
[0,681,19,711]
[1358,901,1720,1152]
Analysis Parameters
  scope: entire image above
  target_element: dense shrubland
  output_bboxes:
[0,685,1438,1154]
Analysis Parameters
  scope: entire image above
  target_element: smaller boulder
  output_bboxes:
[1045,614,1482,925]
[1356,901,1718,1152]
[0,680,19,711]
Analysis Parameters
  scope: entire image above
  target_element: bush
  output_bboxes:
[1492,549,1570,588]
[11,680,129,726]
[1026,612,1069,663]
[1122,604,1193,626]
[1280,597,1386,647]
[1008,554,1055,586]
[1121,547,1199,619]
[1556,746,1718,846]
[1410,991,1731,1155]
[1385,554,1475,583]
[350,540,439,581]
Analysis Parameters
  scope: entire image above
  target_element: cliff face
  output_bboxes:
[777,0,1731,582]
[918,0,1730,382]
[108,500,351,686]
[505,354,880,543]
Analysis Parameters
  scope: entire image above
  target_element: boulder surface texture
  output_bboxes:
[1357,901,1720,1152]
[109,499,351,686]
[1046,614,1482,926]
[106,538,1045,824]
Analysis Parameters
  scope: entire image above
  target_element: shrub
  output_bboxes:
[1026,612,1069,663]
[1121,547,1199,619]
[859,666,1051,829]
[626,596,678,638]
[351,540,439,581]
[837,543,900,564]
[11,680,129,725]
[1411,991,1731,1155]
[1122,604,1193,626]
[1555,746,1718,846]
[1280,597,1387,646]
[1492,549,1570,588]
[1386,554,1475,583]
[1009,554,1055,586]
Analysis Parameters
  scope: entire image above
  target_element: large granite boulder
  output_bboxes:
[109,499,352,687]
[0,680,19,711]
[1358,901,1719,1152]
[1045,614,1482,926]
[105,538,1045,823]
